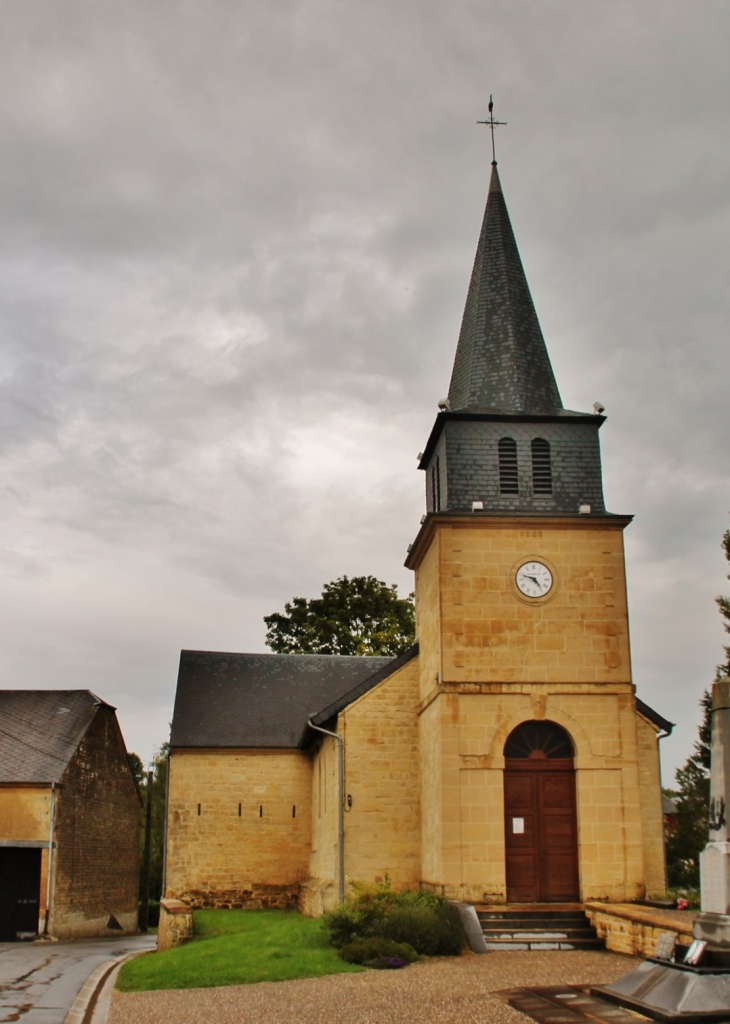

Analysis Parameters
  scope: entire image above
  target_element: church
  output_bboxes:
[164,154,672,914]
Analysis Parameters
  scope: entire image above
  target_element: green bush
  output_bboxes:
[375,903,464,957]
[325,882,464,958]
[339,937,418,966]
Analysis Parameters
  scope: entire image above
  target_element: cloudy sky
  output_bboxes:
[1,1,729,783]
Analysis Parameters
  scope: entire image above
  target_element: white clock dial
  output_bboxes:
[515,561,553,599]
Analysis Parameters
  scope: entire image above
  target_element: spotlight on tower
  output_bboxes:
[593,401,605,415]
[437,398,451,411]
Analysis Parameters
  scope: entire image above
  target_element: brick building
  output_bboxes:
[165,159,672,914]
[0,690,140,940]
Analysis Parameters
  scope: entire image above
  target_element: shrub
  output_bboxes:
[375,903,464,957]
[339,937,418,966]
[325,882,465,958]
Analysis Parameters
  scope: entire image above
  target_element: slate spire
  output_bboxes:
[447,163,563,414]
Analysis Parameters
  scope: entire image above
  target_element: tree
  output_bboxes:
[665,691,711,888]
[264,575,415,657]
[127,752,145,793]
[128,744,169,919]
[716,525,730,680]
[147,744,169,904]
[665,522,730,888]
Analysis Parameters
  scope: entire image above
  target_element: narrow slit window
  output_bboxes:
[197,803,201,816]
[431,456,442,511]
[292,805,296,818]
[259,804,263,818]
[531,438,553,495]
[498,438,519,494]
[238,803,242,817]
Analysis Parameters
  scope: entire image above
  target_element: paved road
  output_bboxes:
[0,934,156,1024]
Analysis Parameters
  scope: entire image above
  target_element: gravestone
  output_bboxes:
[653,932,676,962]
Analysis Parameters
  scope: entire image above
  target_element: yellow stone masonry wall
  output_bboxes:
[419,700,443,883]
[411,517,663,903]
[304,658,422,913]
[585,903,693,957]
[636,712,668,894]
[306,735,338,912]
[421,519,632,685]
[340,657,421,887]
[166,749,312,908]
[415,534,442,702]
[165,515,666,912]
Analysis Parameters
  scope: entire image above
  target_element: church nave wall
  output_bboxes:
[165,749,312,910]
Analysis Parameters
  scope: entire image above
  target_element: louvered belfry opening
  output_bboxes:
[498,437,519,494]
[531,437,553,495]
[431,456,442,511]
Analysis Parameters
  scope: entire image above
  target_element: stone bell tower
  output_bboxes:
[406,156,666,904]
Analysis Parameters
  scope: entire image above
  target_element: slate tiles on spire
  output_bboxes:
[447,163,563,415]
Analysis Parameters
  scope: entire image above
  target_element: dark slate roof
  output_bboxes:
[0,690,105,784]
[311,644,419,726]
[447,163,563,415]
[170,650,396,749]
[636,697,674,736]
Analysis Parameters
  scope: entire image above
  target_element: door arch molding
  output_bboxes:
[488,705,594,764]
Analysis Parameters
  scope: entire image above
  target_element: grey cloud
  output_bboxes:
[1,0,729,776]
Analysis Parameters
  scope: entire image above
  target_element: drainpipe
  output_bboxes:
[43,783,56,936]
[657,723,674,893]
[307,717,344,905]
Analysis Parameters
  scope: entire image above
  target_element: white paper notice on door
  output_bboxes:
[512,817,525,834]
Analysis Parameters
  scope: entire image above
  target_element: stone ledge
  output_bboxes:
[160,898,191,915]
[585,902,695,958]
[585,902,694,935]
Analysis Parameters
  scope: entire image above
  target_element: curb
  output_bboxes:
[63,947,153,1024]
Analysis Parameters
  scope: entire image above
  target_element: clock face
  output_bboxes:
[515,561,553,599]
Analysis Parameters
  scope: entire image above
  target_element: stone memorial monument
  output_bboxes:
[695,680,730,947]
[594,681,730,1021]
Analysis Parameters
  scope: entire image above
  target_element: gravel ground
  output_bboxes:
[108,949,635,1024]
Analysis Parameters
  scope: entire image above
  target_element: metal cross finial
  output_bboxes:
[477,95,507,164]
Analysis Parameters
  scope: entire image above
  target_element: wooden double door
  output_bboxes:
[504,760,579,903]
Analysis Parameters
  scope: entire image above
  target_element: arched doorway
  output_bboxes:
[503,720,579,903]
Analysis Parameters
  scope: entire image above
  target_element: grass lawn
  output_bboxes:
[117,909,363,992]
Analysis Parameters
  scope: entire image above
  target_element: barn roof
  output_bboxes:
[170,649,402,749]
[0,690,107,784]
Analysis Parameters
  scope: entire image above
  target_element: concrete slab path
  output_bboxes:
[0,934,156,1024]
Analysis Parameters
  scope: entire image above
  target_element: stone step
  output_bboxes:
[481,928,598,941]
[479,921,585,929]
[485,936,606,952]
[478,910,590,921]
[477,907,603,952]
